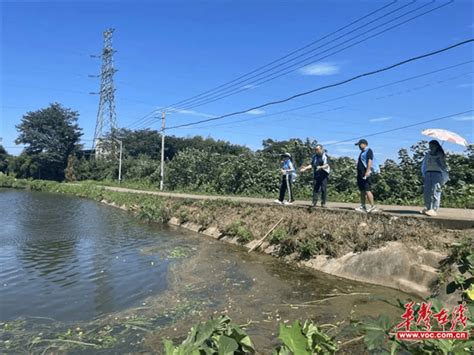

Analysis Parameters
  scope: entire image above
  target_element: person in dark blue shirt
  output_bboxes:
[300,144,330,207]
[355,139,377,213]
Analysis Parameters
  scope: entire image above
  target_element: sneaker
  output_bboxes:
[274,199,283,205]
[283,201,293,205]
[424,209,437,217]
[355,205,367,213]
[366,205,378,213]
[420,208,428,215]
[321,204,327,208]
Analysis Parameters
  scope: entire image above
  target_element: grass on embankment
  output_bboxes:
[1,175,470,260]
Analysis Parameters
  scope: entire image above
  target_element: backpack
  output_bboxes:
[360,149,380,174]
[371,156,380,174]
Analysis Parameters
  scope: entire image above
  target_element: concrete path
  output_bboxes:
[98,185,474,229]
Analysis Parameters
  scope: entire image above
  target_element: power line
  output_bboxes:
[158,61,471,133]
[127,1,418,130]
[324,110,473,147]
[131,0,452,130]
[161,0,401,111]
[198,68,472,131]
[170,0,428,111]
[165,39,473,131]
[174,0,451,112]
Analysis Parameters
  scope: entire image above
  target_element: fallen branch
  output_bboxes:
[301,292,371,305]
[339,335,365,348]
[39,338,99,348]
[239,320,260,328]
[248,217,284,253]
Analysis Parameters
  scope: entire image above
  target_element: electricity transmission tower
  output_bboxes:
[91,28,117,155]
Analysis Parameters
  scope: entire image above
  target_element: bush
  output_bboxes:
[226,219,253,243]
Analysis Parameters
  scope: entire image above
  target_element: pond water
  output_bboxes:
[0,189,416,353]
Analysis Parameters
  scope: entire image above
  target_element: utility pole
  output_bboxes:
[160,111,166,191]
[117,138,123,184]
[110,137,123,183]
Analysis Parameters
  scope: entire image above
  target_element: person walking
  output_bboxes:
[300,144,330,207]
[355,139,378,213]
[275,153,296,205]
[421,140,449,217]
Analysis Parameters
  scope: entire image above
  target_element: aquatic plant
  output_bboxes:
[163,315,255,355]
[168,247,191,259]
[273,320,338,355]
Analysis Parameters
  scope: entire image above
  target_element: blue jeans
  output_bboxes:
[424,171,443,211]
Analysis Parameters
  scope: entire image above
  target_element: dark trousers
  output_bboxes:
[278,175,294,202]
[313,172,328,206]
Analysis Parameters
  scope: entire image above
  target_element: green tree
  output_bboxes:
[0,145,9,173]
[14,103,83,180]
[7,154,39,178]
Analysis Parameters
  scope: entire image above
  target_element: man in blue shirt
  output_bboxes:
[300,144,330,207]
[355,139,377,213]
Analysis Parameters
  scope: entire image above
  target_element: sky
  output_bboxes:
[1,0,473,161]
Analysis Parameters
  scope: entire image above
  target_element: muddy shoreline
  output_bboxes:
[95,195,469,301]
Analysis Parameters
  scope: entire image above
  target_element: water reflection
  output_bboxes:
[0,190,169,321]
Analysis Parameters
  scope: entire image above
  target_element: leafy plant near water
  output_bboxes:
[163,315,255,355]
[437,238,474,302]
[226,219,253,243]
[136,198,171,223]
[270,227,288,245]
[273,320,338,355]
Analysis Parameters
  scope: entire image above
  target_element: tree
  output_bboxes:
[15,103,82,180]
[0,145,9,173]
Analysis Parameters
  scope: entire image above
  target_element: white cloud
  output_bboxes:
[453,115,474,121]
[369,116,392,123]
[168,108,215,118]
[299,62,339,76]
[246,109,265,115]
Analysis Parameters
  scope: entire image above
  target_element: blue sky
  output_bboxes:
[1,0,473,161]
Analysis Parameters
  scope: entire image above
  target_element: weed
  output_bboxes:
[226,219,253,243]
[178,208,189,223]
[168,247,190,259]
[270,227,288,245]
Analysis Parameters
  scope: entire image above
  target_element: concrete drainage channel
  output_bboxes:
[167,216,444,301]
[96,196,468,305]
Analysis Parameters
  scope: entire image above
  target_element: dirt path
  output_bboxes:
[92,185,474,228]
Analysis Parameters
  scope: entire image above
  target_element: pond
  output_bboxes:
[0,189,415,353]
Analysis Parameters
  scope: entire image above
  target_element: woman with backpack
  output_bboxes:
[275,153,296,205]
[421,140,449,217]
